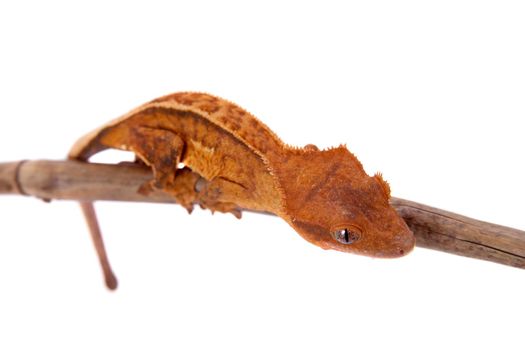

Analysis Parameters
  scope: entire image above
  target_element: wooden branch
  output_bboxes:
[391,198,525,269]
[1,160,524,269]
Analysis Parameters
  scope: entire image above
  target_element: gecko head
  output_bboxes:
[284,146,415,258]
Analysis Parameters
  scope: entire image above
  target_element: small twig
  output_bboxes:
[1,160,524,269]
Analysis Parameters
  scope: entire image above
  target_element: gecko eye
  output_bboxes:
[332,227,361,244]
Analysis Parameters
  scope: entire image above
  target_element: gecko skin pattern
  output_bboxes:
[69,92,415,289]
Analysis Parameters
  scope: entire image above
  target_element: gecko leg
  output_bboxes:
[128,127,246,218]
[127,126,199,212]
[128,126,185,192]
[195,177,245,218]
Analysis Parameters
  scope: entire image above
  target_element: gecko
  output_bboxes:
[69,92,415,289]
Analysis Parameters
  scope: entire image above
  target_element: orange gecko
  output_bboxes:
[69,92,415,289]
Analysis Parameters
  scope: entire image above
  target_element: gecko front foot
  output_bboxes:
[199,201,242,219]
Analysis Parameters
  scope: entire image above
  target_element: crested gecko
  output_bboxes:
[69,92,415,289]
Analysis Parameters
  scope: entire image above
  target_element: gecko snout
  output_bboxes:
[374,235,414,258]
[370,221,415,258]
[388,229,415,257]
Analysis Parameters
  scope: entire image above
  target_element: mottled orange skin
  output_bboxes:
[70,92,415,288]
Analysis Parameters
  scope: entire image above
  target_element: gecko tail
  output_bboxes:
[68,125,118,290]
[79,201,118,290]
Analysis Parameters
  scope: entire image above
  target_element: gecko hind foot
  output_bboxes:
[128,126,185,195]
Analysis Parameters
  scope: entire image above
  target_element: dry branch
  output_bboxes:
[1,160,524,269]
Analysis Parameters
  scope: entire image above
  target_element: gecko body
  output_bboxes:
[69,92,414,289]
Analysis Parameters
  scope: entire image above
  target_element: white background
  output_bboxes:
[1,1,524,349]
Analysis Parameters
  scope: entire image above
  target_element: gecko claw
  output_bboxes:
[184,204,194,214]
